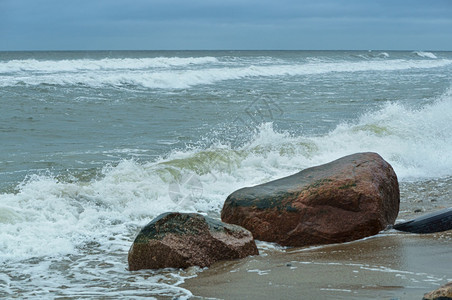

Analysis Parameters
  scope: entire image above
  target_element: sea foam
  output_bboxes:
[0,56,218,73]
[413,51,438,59]
[1,57,450,88]
[1,88,451,263]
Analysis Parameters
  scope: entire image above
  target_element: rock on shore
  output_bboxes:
[221,152,399,247]
[128,212,258,271]
[423,281,452,300]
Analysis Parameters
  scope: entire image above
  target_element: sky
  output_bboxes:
[1,0,451,51]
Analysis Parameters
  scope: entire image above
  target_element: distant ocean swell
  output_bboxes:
[0,56,219,73]
[0,57,450,89]
[1,86,451,262]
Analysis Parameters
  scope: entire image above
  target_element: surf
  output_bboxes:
[0,56,219,73]
[1,56,450,89]
[2,86,451,262]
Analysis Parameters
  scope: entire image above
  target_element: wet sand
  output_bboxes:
[182,230,452,299]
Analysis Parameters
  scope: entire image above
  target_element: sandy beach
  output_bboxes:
[182,230,452,299]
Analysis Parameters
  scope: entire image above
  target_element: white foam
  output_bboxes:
[1,58,450,88]
[0,206,23,224]
[309,90,452,179]
[0,160,179,262]
[228,89,452,180]
[320,288,352,292]
[413,51,438,59]
[234,88,452,180]
[0,56,218,73]
[247,269,271,275]
[1,88,451,266]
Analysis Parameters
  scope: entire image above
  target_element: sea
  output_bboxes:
[0,50,451,298]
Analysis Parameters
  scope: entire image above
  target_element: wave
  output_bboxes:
[1,88,451,262]
[159,87,452,180]
[352,52,389,59]
[1,58,451,89]
[0,56,218,73]
[413,51,438,59]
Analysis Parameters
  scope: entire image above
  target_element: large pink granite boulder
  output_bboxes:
[221,152,399,247]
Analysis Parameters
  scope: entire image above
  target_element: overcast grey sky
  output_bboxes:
[1,0,451,51]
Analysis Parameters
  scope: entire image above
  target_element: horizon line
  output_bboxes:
[1,49,451,52]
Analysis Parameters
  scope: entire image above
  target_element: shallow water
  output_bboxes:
[184,231,452,299]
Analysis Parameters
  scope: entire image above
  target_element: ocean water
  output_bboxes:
[0,50,451,298]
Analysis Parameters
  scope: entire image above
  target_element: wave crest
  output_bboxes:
[413,51,437,59]
[1,88,451,262]
[0,56,218,73]
[1,58,451,89]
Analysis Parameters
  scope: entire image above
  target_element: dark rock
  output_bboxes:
[423,281,452,300]
[393,207,452,234]
[128,212,258,271]
[221,152,399,247]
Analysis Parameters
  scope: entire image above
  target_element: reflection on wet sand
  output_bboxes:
[183,231,452,299]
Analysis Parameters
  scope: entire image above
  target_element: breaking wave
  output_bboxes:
[1,57,450,89]
[0,56,218,73]
[1,87,451,263]
[413,51,438,59]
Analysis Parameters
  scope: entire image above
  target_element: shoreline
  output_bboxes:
[182,231,452,299]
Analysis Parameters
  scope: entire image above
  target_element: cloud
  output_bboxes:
[1,0,451,50]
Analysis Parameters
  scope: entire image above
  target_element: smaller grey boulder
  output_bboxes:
[128,212,259,271]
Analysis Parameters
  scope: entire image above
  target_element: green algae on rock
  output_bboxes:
[128,212,258,271]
